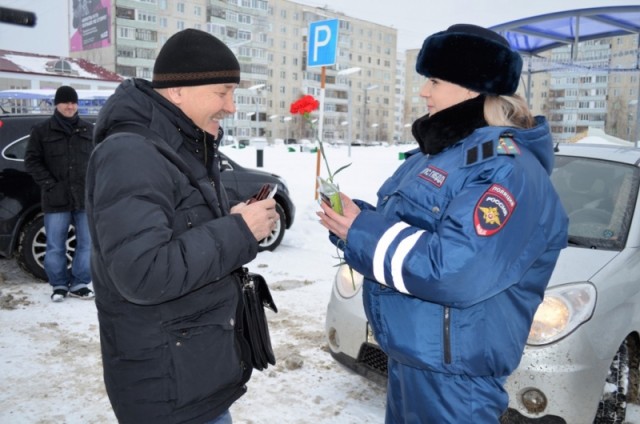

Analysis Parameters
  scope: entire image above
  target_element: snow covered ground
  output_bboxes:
[1,142,639,423]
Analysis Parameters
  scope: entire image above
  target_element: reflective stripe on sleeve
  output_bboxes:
[373,222,410,285]
[391,230,425,294]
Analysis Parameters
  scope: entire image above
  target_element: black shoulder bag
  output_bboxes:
[237,267,278,370]
[106,124,278,371]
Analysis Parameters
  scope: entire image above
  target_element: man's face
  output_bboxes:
[176,83,237,137]
[55,102,78,118]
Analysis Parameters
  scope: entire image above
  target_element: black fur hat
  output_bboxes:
[152,29,240,88]
[416,24,522,95]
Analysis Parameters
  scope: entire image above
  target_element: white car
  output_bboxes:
[325,143,640,424]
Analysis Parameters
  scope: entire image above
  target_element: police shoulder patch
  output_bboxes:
[474,184,516,236]
[496,135,521,156]
[419,165,448,188]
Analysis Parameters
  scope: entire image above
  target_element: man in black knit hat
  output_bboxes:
[86,29,279,424]
[25,85,95,302]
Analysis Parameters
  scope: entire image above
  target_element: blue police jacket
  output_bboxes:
[343,115,568,378]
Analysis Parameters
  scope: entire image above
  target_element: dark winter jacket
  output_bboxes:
[334,97,568,416]
[24,110,94,212]
[86,79,256,424]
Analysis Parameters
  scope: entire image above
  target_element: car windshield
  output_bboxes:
[552,155,640,250]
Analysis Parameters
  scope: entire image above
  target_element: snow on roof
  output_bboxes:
[0,49,123,82]
[574,127,635,146]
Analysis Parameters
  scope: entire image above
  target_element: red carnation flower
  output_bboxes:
[290,95,319,115]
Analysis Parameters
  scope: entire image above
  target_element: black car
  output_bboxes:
[0,114,295,280]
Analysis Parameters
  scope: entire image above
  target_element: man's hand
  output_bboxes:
[316,192,360,241]
[231,198,279,241]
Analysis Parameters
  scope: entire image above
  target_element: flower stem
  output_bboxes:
[317,137,334,183]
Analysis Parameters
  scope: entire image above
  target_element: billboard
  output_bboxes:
[70,0,111,52]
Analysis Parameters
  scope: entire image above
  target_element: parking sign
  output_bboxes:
[307,19,338,67]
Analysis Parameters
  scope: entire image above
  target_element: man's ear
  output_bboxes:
[164,87,184,105]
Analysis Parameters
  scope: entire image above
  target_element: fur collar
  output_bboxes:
[411,95,488,155]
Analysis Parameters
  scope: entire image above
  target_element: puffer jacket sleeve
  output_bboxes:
[87,134,258,305]
[343,156,567,309]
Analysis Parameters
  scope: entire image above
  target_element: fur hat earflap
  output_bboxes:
[416,24,522,95]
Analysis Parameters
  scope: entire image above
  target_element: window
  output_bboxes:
[119,27,135,40]
[116,7,135,20]
[238,14,252,24]
[136,11,157,23]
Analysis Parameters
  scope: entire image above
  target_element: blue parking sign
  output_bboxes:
[308,19,338,67]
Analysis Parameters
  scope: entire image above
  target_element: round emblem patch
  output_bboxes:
[474,184,516,236]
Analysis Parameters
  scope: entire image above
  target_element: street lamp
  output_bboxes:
[340,120,348,142]
[362,84,378,142]
[403,123,412,144]
[371,123,379,143]
[269,114,279,140]
[337,67,361,157]
[284,116,292,142]
[249,84,266,138]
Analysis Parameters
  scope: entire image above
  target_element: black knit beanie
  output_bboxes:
[54,86,78,104]
[152,29,240,88]
[416,24,522,95]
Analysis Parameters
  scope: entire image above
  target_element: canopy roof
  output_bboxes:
[490,6,640,56]
[0,89,114,100]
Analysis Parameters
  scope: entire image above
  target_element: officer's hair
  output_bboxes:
[484,95,535,129]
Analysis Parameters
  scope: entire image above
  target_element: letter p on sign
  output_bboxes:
[307,19,338,68]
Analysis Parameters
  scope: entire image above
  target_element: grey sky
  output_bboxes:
[0,0,635,56]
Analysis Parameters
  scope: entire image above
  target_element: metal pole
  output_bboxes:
[315,66,327,200]
[347,84,352,157]
[255,96,259,137]
[361,86,366,144]
[635,37,640,147]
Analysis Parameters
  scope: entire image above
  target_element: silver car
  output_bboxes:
[324,143,640,424]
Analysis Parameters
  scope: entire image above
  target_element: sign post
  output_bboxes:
[308,19,338,199]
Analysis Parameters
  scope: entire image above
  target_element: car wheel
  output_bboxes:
[258,203,285,252]
[593,339,632,424]
[17,214,76,281]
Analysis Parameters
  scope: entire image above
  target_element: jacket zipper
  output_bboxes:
[443,306,451,364]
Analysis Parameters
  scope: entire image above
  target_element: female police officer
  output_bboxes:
[317,24,568,423]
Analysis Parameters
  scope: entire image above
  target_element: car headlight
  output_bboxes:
[527,282,596,346]
[334,264,364,298]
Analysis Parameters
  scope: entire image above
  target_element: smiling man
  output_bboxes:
[86,29,279,424]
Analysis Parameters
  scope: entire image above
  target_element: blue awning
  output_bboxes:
[490,6,640,56]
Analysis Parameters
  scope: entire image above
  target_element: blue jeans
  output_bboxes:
[204,410,232,424]
[44,211,91,291]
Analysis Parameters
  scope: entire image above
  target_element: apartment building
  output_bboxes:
[69,0,397,144]
[66,1,640,145]
[514,34,638,144]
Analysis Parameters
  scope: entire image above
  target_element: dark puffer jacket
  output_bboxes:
[24,111,94,212]
[86,79,256,424]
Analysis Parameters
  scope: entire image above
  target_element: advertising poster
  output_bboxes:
[70,0,111,52]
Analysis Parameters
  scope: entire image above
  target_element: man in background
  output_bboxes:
[25,85,94,302]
